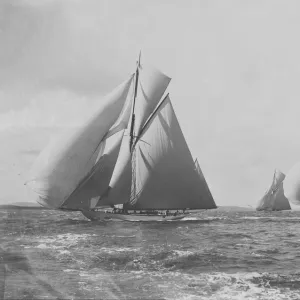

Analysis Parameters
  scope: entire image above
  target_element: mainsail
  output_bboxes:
[123,95,217,210]
[194,158,215,204]
[256,169,291,211]
[283,162,300,206]
[25,75,134,209]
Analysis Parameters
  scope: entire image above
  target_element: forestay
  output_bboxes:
[25,76,134,209]
[256,169,291,211]
[124,95,217,210]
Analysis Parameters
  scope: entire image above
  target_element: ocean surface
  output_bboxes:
[1,209,300,300]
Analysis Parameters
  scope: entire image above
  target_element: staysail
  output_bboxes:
[60,131,124,210]
[96,131,133,206]
[256,169,291,211]
[25,75,134,209]
[283,162,300,206]
[123,95,217,210]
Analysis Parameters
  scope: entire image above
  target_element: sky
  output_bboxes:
[1,0,300,207]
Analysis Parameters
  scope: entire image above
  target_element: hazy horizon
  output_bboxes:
[1,0,300,208]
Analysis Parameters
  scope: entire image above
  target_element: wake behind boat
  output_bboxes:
[24,52,217,221]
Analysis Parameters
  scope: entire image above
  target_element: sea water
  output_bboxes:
[1,209,300,299]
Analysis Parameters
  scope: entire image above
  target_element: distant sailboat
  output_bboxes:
[283,162,300,206]
[25,53,216,221]
[256,169,291,211]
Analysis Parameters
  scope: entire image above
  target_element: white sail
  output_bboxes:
[194,158,215,203]
[97,60,171,206]
[283,162,300,206]
[133,61,171,136]
[97,131,132,206]
[124,95,217,210]
[25,76,134,209]
[60,131,124,210]
[256,169,291,211]
[104,85,134,139]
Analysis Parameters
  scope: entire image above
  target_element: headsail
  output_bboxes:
[256,169,291,211]
[97,131,133,206]
[124,95,217,210]
[60,131,124,210]
[25,75,134,209]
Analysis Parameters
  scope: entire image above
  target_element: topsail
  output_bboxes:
[256,169,291,211]
[133,63,171,137]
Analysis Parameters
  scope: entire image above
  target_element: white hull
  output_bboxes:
[81,210,186,221]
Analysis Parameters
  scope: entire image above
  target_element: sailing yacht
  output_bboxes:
[283,162,300,206]
[256,169,291,211]
[25,53,217,221]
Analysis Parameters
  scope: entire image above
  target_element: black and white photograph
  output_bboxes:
[1,0,300,299]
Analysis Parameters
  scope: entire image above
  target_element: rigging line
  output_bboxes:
[130,51,141,150]
[133,93,169,149]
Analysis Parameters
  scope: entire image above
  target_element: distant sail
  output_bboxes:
[124,95,217,210]
[25,76,134,209]
[283,162,300,205]
[256,169,291,211]
[133,61,171,136]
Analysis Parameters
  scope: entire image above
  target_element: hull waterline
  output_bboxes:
[81,210,187,221]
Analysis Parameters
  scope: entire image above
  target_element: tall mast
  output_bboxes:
[129,51,141,151]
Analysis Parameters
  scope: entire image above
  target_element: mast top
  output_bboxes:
[137,50,141,68]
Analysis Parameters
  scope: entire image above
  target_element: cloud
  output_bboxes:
[0,89,99,130]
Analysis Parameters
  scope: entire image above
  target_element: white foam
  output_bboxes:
[117,270,300,300]
[172,250,194,257]
[32,233,95,252]
[100,247,139,254]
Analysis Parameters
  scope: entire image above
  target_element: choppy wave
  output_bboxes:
[1,209,300,299]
